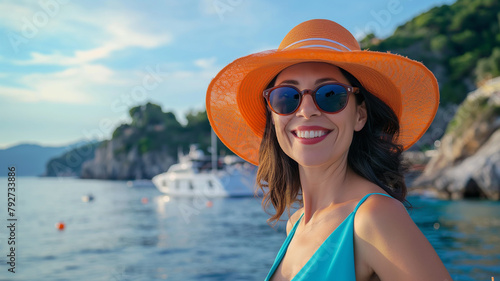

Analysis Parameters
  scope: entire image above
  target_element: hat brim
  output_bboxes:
[206,48,439,165]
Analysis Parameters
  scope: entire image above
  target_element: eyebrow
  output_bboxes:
[278,77,338,85]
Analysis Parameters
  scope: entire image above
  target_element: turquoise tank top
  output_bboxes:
[264,192,393,280]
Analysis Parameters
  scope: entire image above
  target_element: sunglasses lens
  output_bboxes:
[315,84,349,113]
[269,87,300,114]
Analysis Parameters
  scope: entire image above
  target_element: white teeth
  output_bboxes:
[296,130,327,139]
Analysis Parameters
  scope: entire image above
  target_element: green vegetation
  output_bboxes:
[111,102,232,158]
[362,0,500,105]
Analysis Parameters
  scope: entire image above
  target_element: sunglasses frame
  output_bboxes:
[263,82,360,115]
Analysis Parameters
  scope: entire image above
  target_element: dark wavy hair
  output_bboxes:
[256,66,410,226]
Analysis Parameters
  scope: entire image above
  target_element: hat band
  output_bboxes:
[297,45,344,51]
[282,37,352,51]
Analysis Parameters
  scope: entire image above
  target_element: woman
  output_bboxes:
[206,19,452,280]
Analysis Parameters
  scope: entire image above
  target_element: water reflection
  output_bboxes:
[409,196,500,280]
[6,178,499,280]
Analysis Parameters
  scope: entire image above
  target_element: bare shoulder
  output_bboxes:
[355,193,407,224]
[286,207,304,235]
[353,193,416,250]
[353,194,452,281]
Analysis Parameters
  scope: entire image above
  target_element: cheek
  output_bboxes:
[272,115,291,147]
[339,101,359,129]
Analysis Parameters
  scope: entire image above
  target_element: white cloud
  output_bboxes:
[14,21,171,66]
[162,58,220,88]
[194,57,217,69]
[1,1,172,65]
[0,2,41,31]
[0,64,122,104]
[0,83,90,104]
[0,58,221,106]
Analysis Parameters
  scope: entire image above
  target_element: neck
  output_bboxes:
[299,155,353,225]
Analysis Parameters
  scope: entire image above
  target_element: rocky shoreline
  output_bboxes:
[411,77,500,200]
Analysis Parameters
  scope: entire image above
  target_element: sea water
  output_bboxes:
[0,177,498,281]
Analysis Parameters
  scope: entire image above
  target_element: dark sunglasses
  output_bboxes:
[263,82,359,115]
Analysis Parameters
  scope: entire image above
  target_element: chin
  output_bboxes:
[293,153,335,168]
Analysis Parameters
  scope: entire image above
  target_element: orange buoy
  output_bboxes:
[141,197,149,204]
[206,201,213,208]
[56,222,65,230]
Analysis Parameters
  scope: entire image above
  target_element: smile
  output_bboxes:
[291,126,332,145]
[294,130,328,139]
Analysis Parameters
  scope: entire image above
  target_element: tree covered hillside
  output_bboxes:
[111,102,230,157]
[361,0,500,104]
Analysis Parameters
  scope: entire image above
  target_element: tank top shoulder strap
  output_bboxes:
[293,212,304,229]
[353,192,393,213]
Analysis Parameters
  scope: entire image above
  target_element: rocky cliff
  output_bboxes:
[80,138,175,180]
[413,77,500,200]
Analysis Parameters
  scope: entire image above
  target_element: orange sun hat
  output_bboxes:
[206,19,439,166]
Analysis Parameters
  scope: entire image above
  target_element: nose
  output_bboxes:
[296,92,321,119]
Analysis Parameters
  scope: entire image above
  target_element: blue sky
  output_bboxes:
[0,0,455,149]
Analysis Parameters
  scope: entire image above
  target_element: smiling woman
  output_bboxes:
[206,19,452,280]
[264,63,364,168]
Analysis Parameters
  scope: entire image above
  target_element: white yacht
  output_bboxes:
[152,144,260,197]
